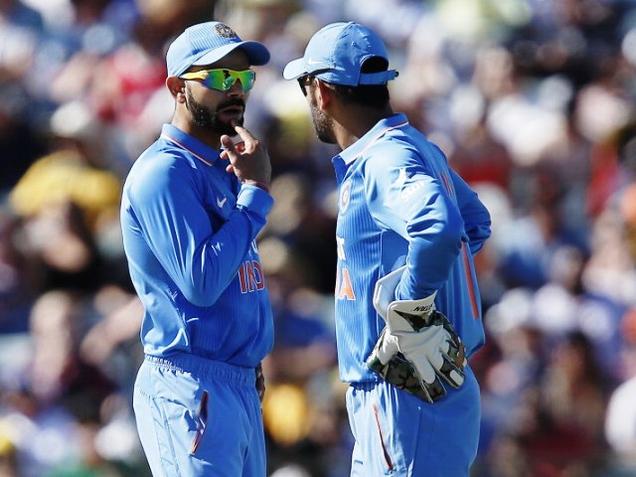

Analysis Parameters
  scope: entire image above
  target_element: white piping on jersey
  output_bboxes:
[341,120,409,165]
[160,133,214,166]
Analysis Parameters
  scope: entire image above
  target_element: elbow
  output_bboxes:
[477,215,492,245]
[180,279,220,307]
[484,223,493,241]
[478,203,492,236]
[439,208,464,252]
[191,295,218,308]
[408,207,464,253]
[182,288,217,308]
[180,254,223,307]
[482,210,492,238]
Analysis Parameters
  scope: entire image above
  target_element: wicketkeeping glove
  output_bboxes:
[366,266,467,403]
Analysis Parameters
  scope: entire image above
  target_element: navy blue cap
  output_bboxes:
[283,22,398,86]
[167,22,270,77]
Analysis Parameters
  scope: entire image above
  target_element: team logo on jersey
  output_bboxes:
[215,23,238,39]
[340,180,352,213]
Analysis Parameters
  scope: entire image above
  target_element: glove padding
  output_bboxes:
[367,266,467,403]
[367,329,447,402]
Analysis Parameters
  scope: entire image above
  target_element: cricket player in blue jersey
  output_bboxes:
[284,22,491,476]
[121,22,274,476]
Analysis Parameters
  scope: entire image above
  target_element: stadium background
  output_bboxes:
[1,0,636,475]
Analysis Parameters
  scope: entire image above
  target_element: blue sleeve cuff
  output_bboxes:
[236,183,274,221]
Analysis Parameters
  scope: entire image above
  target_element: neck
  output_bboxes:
[334,105,394,150]
[171,115,221,150]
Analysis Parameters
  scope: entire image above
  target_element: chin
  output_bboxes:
[213,121,239,136]
[316,128,336,144]
[218,117,244,136]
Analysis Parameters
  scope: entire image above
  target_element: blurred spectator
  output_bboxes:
[1,1,636,475]
[541,332,607,449]
[0,84,46,193]
[0,210,35,333]
[605,345,636,473]
[9,100,121,226]
[79,294,142,369]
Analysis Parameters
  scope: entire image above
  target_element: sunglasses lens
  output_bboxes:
[297,76,313,96]
[233,70,255,92]
[202,70,227,90]
[202,70,255,92]
[297,77,306,96]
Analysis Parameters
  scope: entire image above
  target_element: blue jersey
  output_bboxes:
[332,114,491,383]
[121,124,274,368]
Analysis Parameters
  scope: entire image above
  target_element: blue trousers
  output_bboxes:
[133,354,265,477]
[346,366,480,477]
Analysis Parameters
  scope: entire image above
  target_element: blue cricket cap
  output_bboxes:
[167,21,270,77]
[283,22,398,86]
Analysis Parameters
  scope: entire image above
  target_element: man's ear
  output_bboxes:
[166,76,186,103]
[314,79,334,110]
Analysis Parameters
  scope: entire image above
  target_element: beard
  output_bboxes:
[185,87,244,136]
[310,96,336,144]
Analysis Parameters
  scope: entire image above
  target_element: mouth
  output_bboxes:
[217,105,244,116]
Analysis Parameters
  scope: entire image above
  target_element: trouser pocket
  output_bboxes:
[190,390,209,455]
[136,386,210,476]
[372,403,395,474]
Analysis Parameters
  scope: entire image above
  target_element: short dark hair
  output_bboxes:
[329,57,390,109]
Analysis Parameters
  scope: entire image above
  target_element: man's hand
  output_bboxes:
[220,125,271,189]
[367,266,467,403]
[367,331,446,402]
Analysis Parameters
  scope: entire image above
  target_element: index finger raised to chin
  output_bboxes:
[233,125,256,145]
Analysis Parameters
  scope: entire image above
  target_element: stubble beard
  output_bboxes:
[310,97,336,144]
[185,86,243,136]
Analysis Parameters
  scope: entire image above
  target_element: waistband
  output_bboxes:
[349,380,380,391]
[144,353,255,387]
[349,365,474,392]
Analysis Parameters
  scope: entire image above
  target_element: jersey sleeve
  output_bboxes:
[364,145,464,300]
[450,168,491,255]
[126,158,273,307]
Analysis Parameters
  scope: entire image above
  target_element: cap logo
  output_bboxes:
[215,23,238,39]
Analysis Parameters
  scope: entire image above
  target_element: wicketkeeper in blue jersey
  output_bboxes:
[121,22,274,476]
[284,22,491,476]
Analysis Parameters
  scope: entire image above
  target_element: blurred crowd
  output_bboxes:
[1,0,636,476]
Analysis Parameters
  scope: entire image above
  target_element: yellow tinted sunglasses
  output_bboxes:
[180,68,256,93]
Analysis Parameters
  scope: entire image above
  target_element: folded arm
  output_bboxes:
[127,160,272,307]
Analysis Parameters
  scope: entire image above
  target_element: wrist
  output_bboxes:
[243,180,270,193]
[386,292,437,333]
[236,185,274,226]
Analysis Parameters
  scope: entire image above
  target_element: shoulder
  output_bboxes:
[361,133,429,177]
[124,142,198,203]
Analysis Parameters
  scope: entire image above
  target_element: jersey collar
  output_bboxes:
[332,113,409,182]
[160,124,220,166]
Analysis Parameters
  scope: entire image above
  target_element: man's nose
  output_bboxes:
[227,79,246,98]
